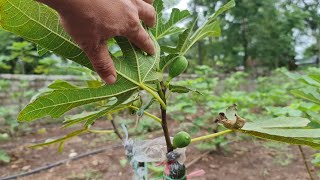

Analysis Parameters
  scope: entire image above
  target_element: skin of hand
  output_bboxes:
[37,0,156,84]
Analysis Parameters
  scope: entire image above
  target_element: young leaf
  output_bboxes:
[159,0,235,71]
[169,84,200,94]
[152,4,191,40]
[153,0,164,17]
[176,0,235,55]
[175,17,221,55]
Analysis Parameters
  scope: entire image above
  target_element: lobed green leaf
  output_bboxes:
[0,0,93,69]
[18,83,137,122]
[238,129,320,149]
[152,6,191,40]
[237,117,320,149]
[1,0,163,122]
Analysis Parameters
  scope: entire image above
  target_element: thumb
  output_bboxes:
[82,42,117,84]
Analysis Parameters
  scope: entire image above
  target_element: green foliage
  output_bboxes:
[0,27,81,75]
[0,133,10,142]
[0,0,92,69]
[312,153,320,167]
[84,170,103,180]
[152,0,191,40]
[0,0,232,125]
[2,2,320,177]
[169,67,320,148]
[238,117,320,149]
[186,0,319,72]
[286,69,320,173]
[195,136,228,151]
[0,149,10,163]
[159,1,235,73]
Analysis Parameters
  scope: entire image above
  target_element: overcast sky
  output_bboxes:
[175,1,189,9]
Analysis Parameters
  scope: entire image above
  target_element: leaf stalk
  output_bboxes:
[159,82,174,152]
[191,130,233,143]
[140,83,166,110]
[129,105,162,123]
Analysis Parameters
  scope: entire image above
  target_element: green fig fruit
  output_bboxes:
[169,56,188,79]
[173,131,191,149]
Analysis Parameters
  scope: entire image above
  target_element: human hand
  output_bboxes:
[38,0,156,84]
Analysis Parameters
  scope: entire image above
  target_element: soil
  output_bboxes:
[0,120,318,180]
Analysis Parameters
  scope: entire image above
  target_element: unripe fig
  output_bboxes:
[169,56,188,79]
[173,131,191,149]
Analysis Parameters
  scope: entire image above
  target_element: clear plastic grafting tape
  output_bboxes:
[131,137,186,164]
[121,124,186,164]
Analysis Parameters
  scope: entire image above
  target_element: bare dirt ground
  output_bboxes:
[0,120,318,180]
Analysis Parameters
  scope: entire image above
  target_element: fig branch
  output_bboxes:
[159,81,174,152]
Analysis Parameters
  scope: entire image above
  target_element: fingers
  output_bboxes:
[126,24,155,55]
[82,42,117,84]
[136,0,156,27]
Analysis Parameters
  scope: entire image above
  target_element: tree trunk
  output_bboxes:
[317,33,320,68]
[241,19,249,71]
[198,41,204,65]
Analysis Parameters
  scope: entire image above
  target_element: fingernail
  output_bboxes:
[105,75,116,84]
[149,46,155,55]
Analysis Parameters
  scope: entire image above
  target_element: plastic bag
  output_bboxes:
[131,136,186,164]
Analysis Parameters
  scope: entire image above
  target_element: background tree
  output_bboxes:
[185,0,313,73]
